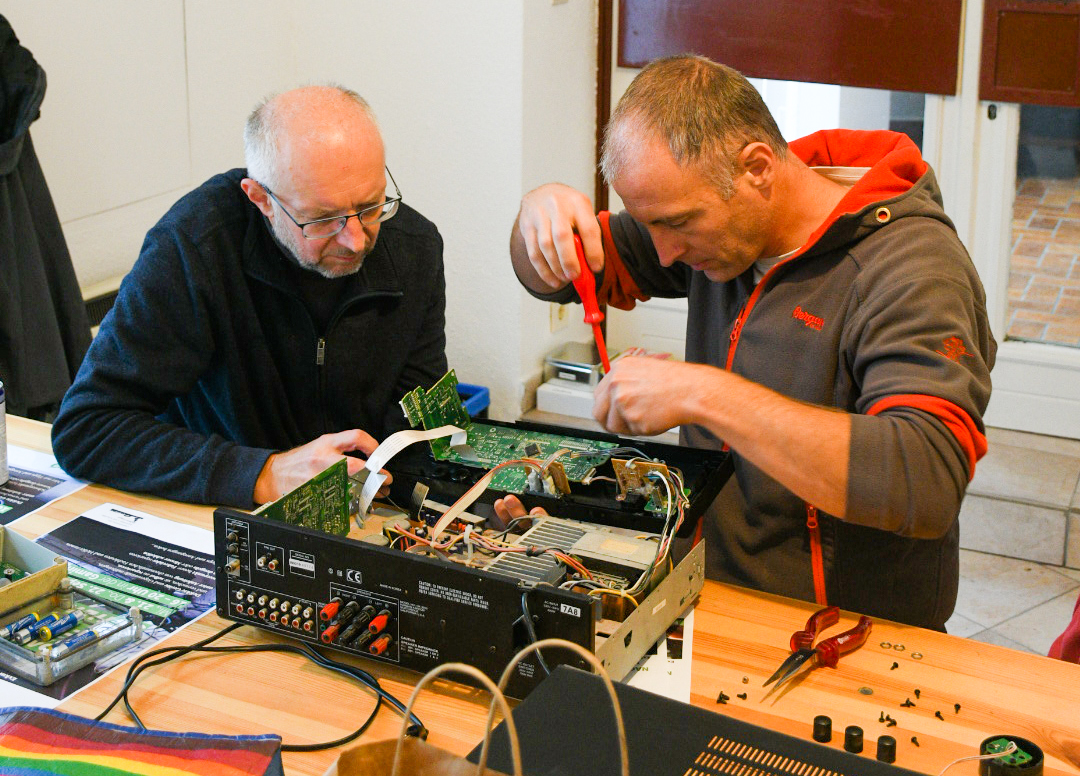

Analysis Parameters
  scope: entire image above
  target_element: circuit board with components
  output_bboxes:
[254,459,350,536]
[401,370,616,492]
[391,370,731,531]
[215,370,731,697]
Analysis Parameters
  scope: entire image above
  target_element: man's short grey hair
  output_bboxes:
[243,84,377,189]
[601,55,788,198]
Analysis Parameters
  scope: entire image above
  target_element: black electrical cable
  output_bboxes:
[519,590,551,676]
[119,643,385,752]
[96,622,424,752]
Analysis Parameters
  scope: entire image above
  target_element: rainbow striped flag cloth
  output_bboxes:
[0,707,283,776]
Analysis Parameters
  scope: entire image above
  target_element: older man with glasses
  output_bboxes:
[52,85,448,507]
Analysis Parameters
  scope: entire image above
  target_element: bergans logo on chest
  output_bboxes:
[792,305,824,331]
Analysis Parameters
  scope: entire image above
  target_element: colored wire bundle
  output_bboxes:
[387,449,688,604]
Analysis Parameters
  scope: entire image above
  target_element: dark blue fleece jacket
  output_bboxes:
[52,169,447,507]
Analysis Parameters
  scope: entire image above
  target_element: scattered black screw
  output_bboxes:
[879,711,885,723]
[901,698,915,707]
[914,688,921,699]
[886,719,898,728]
[890,662,899,670]
[911,736,920,747]
[716,691,729,704]
[954,703,961,713]
[737,693,747,700]
[935,710,944,720]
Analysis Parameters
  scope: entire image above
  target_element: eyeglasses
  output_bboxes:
[258,167,402,239]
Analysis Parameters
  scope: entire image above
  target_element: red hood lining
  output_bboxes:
[790,129,928,228]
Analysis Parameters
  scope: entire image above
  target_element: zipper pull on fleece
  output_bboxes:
[316,338,326,366]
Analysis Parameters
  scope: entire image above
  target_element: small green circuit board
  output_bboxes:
[1,562,27,583]
[985,738,1033,766]
[642,487,690,515]
[399,370,472,458]
[255,458,349,536]
[401,370,615,493]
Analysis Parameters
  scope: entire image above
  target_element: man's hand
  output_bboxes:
[593,357,716,436]
[595,356,853,518]
[511,183,605,292]
[253,429,390,505]
[492,494,549,528]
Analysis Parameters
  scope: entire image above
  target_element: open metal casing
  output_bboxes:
[214,508,704,698]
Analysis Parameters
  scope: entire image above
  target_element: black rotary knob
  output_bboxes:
[844,725,864,754]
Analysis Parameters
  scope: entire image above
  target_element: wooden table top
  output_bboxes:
[6,415,1080,776]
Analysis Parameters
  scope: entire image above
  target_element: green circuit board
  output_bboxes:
[400,370,616,492]
[984,738,1033,767]
[255,458,350,536]
[1,562,28,583]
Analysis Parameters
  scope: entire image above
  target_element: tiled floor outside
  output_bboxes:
[948,426,1080,655]
[1009,177,1080,346]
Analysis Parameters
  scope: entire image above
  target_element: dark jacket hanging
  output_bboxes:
[0,14,91,417]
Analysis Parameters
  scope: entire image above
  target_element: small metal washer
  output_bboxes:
[893,643,906,652]
[879,641,892,649]
[911,652,923,660]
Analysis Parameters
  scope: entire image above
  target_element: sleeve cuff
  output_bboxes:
[207,444,276,508]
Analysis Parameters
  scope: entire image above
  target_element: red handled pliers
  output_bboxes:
[762,606,872,691]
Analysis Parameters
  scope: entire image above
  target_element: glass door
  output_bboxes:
[1009,105,1080,348]
[953,0,1080,439]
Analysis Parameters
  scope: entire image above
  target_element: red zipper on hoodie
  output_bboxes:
[700,132,933,603]
[723,258,831,606]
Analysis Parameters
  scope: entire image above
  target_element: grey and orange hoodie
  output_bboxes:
[529,130,995,630]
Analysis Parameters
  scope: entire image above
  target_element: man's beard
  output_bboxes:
[271,217,370,279]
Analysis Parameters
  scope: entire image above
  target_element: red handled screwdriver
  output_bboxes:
[571,234,611,373]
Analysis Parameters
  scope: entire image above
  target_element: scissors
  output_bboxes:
[762,606,872,691]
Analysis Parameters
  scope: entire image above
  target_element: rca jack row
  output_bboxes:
[232,589,315,633]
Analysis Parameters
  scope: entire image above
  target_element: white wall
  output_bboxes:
[519,0,596,402]
[4,0,599,422]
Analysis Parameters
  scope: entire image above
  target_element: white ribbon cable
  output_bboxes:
[429,468,500,542]
[358,425,467,515]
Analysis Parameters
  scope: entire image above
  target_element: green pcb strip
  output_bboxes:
[69,578,175,619]
[1,562,28,582]
[255,458,349,536]
[67,566,188,611]
[401,369,616,493]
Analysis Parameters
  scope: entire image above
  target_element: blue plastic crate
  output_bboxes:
[457,383,490,418]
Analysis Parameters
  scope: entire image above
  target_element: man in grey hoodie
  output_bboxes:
[505,55,994,630]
